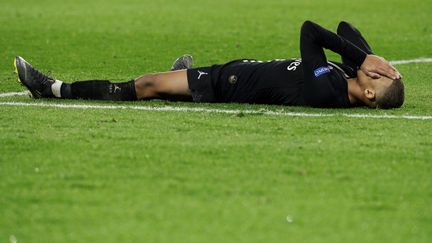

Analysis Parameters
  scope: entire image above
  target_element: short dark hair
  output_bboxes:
[376,79,405,109]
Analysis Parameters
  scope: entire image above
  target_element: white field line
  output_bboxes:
[390,58,432,65]
[0,101,431,120]
[0,91,29,97]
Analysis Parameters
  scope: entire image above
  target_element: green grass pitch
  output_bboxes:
[1,0,432,242]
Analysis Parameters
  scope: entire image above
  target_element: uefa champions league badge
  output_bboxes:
[314,66,331,77]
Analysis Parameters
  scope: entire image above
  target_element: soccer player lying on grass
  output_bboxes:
[15,20,404,109]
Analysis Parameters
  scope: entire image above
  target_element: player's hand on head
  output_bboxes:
[360,55,401,80]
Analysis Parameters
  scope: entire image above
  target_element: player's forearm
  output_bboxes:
[301,20,367,66]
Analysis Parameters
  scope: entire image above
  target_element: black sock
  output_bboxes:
[60,80,137,101]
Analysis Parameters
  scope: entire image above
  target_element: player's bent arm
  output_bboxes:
[301,20,368,67]
[301,21,398,79]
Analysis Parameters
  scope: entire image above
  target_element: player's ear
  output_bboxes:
[364,88,376,101]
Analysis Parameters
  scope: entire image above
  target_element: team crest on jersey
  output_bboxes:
[314,66,331,77]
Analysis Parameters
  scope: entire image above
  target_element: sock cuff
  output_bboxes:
[127,80,137,100]
[51,80,63,98]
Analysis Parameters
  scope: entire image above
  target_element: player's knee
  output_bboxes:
[135,74,155,88]
[134,74,157,98]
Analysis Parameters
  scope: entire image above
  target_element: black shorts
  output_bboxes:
[186,65,218,102]
[187,59,304,105]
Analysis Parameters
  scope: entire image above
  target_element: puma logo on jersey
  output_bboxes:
[197,70,208,79]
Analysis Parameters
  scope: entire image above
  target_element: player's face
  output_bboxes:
[356,70,394,107]
[357,70,393,94]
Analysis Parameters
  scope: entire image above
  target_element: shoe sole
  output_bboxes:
[13,58,34,98]
[171,55,193,71]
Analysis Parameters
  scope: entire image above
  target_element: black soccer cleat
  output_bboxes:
[171,54,193,71]
[14,56,55,98]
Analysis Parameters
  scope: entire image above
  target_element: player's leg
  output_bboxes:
[63,55,193,100]
[134,70,192,101]
[14,56,191,101]
[130,55,193,100]
[60,70,191,101]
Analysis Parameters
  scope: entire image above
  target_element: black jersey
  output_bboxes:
[186,21,369,108]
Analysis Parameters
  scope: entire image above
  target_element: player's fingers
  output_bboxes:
[366,70,381,79]
[397,71,403,79]
[390,68,401,79]
[384,62,401,79]
[379,66,397,79]
[390,65,402,79]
